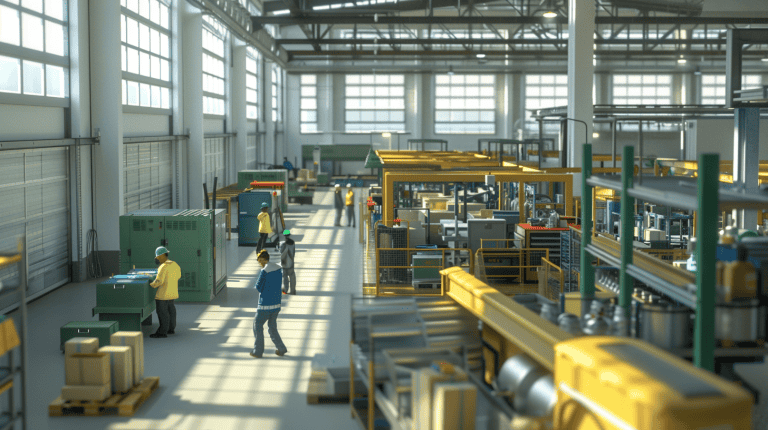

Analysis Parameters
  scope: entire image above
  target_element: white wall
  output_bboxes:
[123,113,170,137]
[690,118,768,160]
[0,105,67,140]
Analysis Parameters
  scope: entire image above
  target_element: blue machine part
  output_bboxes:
[238,191,273,246]
[716,245,763,268]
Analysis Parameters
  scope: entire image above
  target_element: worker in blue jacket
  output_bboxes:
[251,249,287,358]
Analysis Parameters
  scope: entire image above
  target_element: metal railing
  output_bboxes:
[375,247,473,296]
[474,248,549,296]
[538,257,564,301]
[639,248,690,263]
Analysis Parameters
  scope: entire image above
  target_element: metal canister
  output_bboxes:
[638,302,693,350]
[496,355,546,413]
[583,315,611,336]
[715,298,765,342]
[540,302,560,324]
[558,313,584,336]
[525,374,557,417]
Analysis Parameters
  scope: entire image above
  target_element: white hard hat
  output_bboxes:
[335,184,340,187]
[346,184,352,188]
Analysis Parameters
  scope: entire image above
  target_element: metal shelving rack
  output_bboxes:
[0,239,28,430]
[581,144,768,371]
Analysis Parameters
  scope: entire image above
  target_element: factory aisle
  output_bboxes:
[26,189,363,430]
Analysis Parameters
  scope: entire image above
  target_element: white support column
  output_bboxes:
[89,0,124,272]
[68,0,92,281]
[566,0,595,194]
[232,38,248,177]
[182,4,204,209]
[171,0,186,208]
[734,108,760,229]
[265,63,276,165]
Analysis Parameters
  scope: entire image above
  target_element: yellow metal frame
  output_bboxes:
[474,248,550,292]
[441,267,572,371]
[382,170,573,223]
[375,247,472,296]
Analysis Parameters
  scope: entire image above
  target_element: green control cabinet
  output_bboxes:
[237,170,288,212]
[60,321,119,351]
[96,276,154,309]
[119,209,227,302]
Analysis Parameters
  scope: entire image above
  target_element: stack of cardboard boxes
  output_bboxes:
[412,362,477,430]
[62,332,145,402]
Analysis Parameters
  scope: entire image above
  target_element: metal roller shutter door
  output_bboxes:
[204,136,227,187]
[124,141,173,212]
[0,148,70,310]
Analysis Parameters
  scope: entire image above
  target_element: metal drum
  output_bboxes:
[715,298,765,342]
[638,302,693,350]
[525,374,557,417]
[497,355,546,413]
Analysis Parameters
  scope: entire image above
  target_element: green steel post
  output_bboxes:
[580,144,595,298]
[694,153,719,371]
[619,146,635,318]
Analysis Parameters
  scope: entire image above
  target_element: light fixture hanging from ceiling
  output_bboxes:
[447,66,454,75]
[542,0,557,17]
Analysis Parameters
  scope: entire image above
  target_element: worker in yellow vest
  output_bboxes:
[345,184,355,228]
[257,202,272,251]
[150,246,181,338]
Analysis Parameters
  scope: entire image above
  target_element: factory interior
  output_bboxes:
[1,0,768,429]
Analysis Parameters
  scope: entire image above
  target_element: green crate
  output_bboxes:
[60,321,119,351]
[317,173,330,186]
[412,255,443,281]
[96,277,154,309]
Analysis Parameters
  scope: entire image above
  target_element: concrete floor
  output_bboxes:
[23,189,362,430]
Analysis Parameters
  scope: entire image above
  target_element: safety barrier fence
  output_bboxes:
[474,248,549,296]
[375,247,473,296]
[538,257,564,302]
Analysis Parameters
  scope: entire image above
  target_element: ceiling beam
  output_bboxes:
[252,14,768,27]
[275,37,741,45]
[285,48,768,57]
[263,0,499,13]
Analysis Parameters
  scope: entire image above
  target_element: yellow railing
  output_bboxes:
[538,257,564,301]
[639,248,689,263]
[375,247,473,296]
[474,248,549,295]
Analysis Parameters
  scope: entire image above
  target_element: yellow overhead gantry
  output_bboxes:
[382,170,574,223]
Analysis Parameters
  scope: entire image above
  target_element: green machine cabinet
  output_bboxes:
[60,321,119,351]
[93,275,156,332]
[119,209,227,302]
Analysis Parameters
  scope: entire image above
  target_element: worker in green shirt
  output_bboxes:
[150,246,181,338]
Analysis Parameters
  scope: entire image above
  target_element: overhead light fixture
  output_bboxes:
[677,55,687,64]
[543,10,557,18]
[476,53,486,59]
[762,57,768,62]
[382,132,391,138]
[592,132,600,139]
[447,66,454,76]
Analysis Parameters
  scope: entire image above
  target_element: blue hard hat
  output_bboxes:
[155,246,169,257]
[261,202,269,208]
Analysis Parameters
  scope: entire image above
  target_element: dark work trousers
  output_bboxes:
[257,233,269,251]
[155,299,176,335]
[346,206,355,227]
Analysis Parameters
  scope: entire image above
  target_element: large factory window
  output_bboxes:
[524,74,568,135]
[612,74,671,105]
[246,46,259,120]
[0,0,69,102]
[300,74,318,133]
[344,74,405,133]
[271,64,282,123]
[701,74,763,105]
[120,0,171,109]
[434,74,495,134]
[202,15,227,116]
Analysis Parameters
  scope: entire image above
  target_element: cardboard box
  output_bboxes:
[432,382,477,430]
[644,228,664,241]
[99,346,134,393]
[412,363,468,430]
[64,337,99,356]
[111,331,144,385]
[61,384,111,402]
[65,353,110,386]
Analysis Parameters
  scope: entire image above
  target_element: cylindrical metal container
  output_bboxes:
[497,355,546,413]
[715,299,764,342]
[558,313,583,336]
[638,302,693,350]
[525,374,557,417]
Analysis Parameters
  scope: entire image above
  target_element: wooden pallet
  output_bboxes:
[306,375,349,405]
[49,376,159,417]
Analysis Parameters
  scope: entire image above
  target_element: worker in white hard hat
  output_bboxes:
[333,184,344,226]
[345,184,356,228]
[279,229,296,295]
[150,246,181,338]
